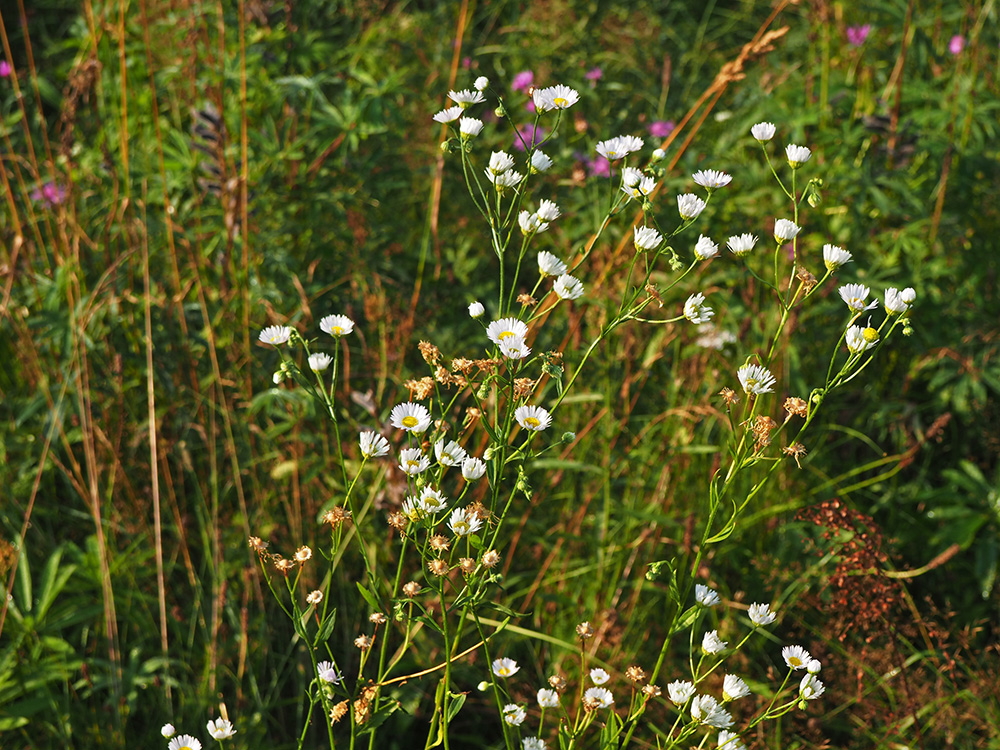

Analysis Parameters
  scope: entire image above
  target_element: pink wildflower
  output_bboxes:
[512,70,534,93]
[513,123,546,151]
[949,35,964,55]
[0,61,10,78]
[648,120,675,138]
[846,25,872,47]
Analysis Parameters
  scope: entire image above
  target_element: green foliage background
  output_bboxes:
[1,0,998,747]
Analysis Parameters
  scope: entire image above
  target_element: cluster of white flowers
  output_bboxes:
[160,718,237,749]
[596,134,644,161]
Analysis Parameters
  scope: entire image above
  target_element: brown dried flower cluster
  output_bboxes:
[402,581,421,597]
[387,512,407,530]
[403,377,435,400]
[784,396,809,419]
[481,549,500,568]
[354,684,378,724]
[576,621,594,639]
[644,283,664,308]
[548,674,567,690]
[459,557,477,574]
[719,387,740,406]
[369,612,387,625]
[428,559,449,576]
[418,340,441,365]
[783,442,808,468]
[796,267,818,290]
[435,365,466,388]
[451,357,474,374]
[329,701,349,724]
[248,536,269,554]
[625,665,646,683]
[355,634,373,650]
[429,535,450,552]
[322,506,352,528]
[642,684,662,698]
[514,378,536,399]
[750,415,778,450]
[517,293,537,307]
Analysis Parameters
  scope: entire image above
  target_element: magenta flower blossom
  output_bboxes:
[585,66,603,82]
[583,155,611,178]
[513,123,547,151]
[31,182,66,206]
[846,24,872,47]
[0,60,10,78]
[949,35,964,55]
[512,70,534,93]
[648,120,675,138]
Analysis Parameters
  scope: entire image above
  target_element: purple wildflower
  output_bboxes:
[949,35,964,55]
[585,67,603,82]
[513,123,547,151]
[648,120,675,139]
[31,182,66,206]
[512,70,534,93]
[583,155,611,178]
[0,61,10,78]
[846,25,872,47]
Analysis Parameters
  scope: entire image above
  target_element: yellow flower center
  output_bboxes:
[553,97,568,107]
[331,326,344,334]
[401,416,419,428]
[789,656,803,667]
[525,417,540,428]
[498,330,516,340]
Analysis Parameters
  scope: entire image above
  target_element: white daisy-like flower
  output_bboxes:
[553,274,584,300]
[823,244,853,270]
[806,659,822,674]
[884,287,914,315]
[622,166,644,187]
[259,325,292,345]
[583,687,614,709]
[694,234,719,260]
[677,193,707,220]
[400,496,423,520]
[695,584,720,606]
[489,150,516,174]
[596,135,637,161]
[747,602,776,626]
[722,674,750,701]
[435,438,468,467]
[785,144,812,168]
[306,589,323,605]
[418,486,448,513]
[468,301,485,318]
[317,661,342,684]
[448,507,483,536]
[750,122,776,142]
[533,84,579,111]
[633,225,663,252]
[161,724,176,738]
[839,283,878,313]
[498,336,531,360]
[461,456,487,480]
[487,317,529,345]
[652,147,666,160]
[432,106,463,123]
[845,325,878,354]
[537,688,560,708]
[621,174,656,200]
[773,218,801,244]
[492,657,520,677]
[799,673,825,700]
[691,695,733,728]
[398,447,431,476]
[590,668,610,685]
[782,645,812,670]
[900,287,916,304]
[538,251,567,277]
[359,431,390,459]
[308,352,333,372]
[696,325,737,350]
[320,314,355,337]
[684,293,714,325]
[702,630,728,655]
[459,117,484,138]
[522,739,547,750]
[536,199,561,222]
[474,76,489,91]
[667,680,695,705]
[619,134,645,152]
[692,169,733,189]
[718,730,747,750]
[530,150,553,172]
[503,704,527,726]
[515,405,552,431]
[727,233,757,257]
[486,169,522,190]
[448,89,485,108]
[519,211,547,235]
[168,736,202,750]
[737,363,776,395]
[389,401,432,432]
